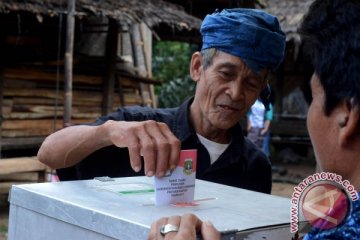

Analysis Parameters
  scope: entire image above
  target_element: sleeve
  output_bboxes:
[265,103,273,121]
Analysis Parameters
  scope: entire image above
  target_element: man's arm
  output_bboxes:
[261,103,273,135]
[37,120,181,177]
[260,119,271,135]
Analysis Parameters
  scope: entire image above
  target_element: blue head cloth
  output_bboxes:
[200,8,286,74]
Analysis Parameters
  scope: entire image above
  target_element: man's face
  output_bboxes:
[191,51,267,131]
[307,74,339,172]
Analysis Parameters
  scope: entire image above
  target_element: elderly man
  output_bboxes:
[148,0,360,239]
[37,8,285,194]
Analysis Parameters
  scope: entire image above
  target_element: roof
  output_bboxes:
[0,0,202,32]
[265,0,315,42]
[165,0,262,20]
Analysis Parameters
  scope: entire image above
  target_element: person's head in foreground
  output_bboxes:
[301,0,360,183]
[148,0,360,239]
[298,0,360,238]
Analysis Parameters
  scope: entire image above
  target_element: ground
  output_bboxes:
[0,194,7,239]
[0,161,316,240]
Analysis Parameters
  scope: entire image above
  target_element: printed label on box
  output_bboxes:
[154,149,197,206]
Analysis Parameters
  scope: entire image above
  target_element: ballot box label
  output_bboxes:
[154,149,197,206]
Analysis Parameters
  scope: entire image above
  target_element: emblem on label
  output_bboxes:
[183,158,193,175]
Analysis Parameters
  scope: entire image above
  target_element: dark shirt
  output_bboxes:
[71,97,271,194]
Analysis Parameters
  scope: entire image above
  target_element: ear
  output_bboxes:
[338,99,360,146]
[190,52,203,82]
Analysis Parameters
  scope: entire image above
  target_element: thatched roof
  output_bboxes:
[0,0,202,32]
[265,0,314,42]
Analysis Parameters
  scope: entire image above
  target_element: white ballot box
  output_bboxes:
[8,177,293,239]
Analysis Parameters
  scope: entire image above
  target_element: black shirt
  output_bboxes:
[71,97,271,194]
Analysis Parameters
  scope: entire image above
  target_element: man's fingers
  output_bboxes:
[163,215,181,240]
[158,123,181,170]
[127,136,142,173]
[110,120,181,177]
[179,214,221,240]
[201,220,221,240]
[176,214,200,239]
[138,133,156,176]
[148,217,168,240]
[145,122,171,177]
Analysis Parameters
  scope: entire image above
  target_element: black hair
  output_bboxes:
[299,0,360,115]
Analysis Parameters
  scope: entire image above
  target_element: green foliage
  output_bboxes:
[152,41,196,108]
[157,76,196,108]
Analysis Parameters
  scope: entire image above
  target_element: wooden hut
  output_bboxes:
[0,0,201,154]
[264,0,315,160]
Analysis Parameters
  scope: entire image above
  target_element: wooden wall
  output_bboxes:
[0,13,157,152]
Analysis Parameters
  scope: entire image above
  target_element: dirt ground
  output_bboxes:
[0,161,316,240]
[0,194,8,240]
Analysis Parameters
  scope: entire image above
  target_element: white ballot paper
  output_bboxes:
[154,149,197,206]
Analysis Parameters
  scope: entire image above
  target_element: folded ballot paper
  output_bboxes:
[154,149,197,206]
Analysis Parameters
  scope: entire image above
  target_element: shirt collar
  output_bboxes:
[173,97,247,162]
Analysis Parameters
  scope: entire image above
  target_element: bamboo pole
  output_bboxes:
[102,18,118,115]
[140,23,157,108]
[0,66,3,158]
[64,0,76,127]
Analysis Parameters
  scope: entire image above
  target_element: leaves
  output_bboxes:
[152,41,196,107]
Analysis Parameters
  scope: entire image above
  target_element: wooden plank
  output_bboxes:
[63,0,76,127]
[13,97,107,107]
[13,97,55,105]
[6,111,100,119]
[119,31,135,75]
[5,35,41,46]
[4,88,103,102]
[2,119,60,130]
[2,129,57,137]
[1,181,44,195]
[0,157,47,175]
[1,137,45,150]
[4,68,102,85]
[2,118,95,130]
[4,78,38,88]
[0,64,3,154]
[1,118,95,136]
[140,22,156,107]
[0,172,40,181]
[131,23,147,106]
[140,23,152,77]
[117,75,125,107]
[131,23,147,77]
[10,105,102,114]
[102,18,118,115]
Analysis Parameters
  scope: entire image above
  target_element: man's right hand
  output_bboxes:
[37,120,181,176]
[104,120,181,177]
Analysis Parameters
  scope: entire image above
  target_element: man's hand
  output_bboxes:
[105,120,181,177]
[148,214,220,240]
